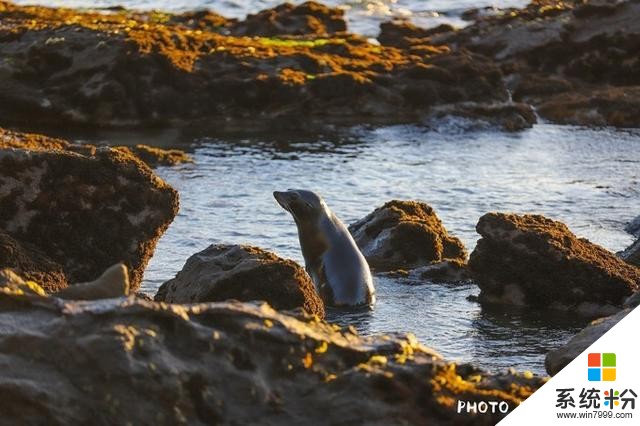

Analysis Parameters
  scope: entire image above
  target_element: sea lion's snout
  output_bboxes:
[273,190,292,209]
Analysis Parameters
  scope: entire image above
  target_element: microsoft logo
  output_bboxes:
[588,353,616,381]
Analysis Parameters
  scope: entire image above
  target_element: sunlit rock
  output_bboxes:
[0,143,179,291]
[349,201,467,272]
[155,244,325,318]
[469,213,640,314]
[0,289,544,424]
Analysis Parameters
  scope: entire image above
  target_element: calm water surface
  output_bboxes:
[106,122,640,375]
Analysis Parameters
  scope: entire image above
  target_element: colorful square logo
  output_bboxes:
[588,353,616,381]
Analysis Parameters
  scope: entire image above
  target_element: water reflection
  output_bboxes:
[327,275,588,373]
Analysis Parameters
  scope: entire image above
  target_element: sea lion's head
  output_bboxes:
[273,189,327,225]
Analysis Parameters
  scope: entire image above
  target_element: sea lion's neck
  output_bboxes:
[296,219,328,266]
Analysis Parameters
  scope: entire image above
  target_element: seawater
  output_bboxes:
[104,122,638,375]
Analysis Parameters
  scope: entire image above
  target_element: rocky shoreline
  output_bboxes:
[1,0,639,423]
[1,0,637,132]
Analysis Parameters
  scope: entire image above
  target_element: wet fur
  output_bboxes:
[274,190,375,307]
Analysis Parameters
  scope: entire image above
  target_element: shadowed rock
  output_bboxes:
[469,213,640,315]
[625,215,640,238]
[0,230,68,293]
[378,20,455,48]
[230,1,347,37]
[0,146,179,292]
[155,244,325,318]
[545,308,631,376]
[429,0,640,127]
[349,201,467,272]
[0,289,544,425]
[388,259,471,283]
[619,238,640,267]
[415,259,471,283]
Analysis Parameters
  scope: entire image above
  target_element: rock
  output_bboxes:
[0,268,46,296]
[0,229,68,293]
[431,0,640,127]
[1,263,129,300]
[0,127,192,168]
[392,259,471,283]
[168,9,233,32]
[416,259,471,283]
[626,215,640,237]
[545,308,631,376]
[469,213,640,314]
[0,289,544,425]
[512,75,573,101]
[624,291,640,309]
[55,263,130,300]
[378,20,455,48]
[618,238,640,268]
[0,147,179,292]
[536,87,640,128]
[120,145,193,168]
[349,201,467,272]
[230,1,347,37]
[0,2,514,131]
[155,244,325,318]
[428,102,537,131]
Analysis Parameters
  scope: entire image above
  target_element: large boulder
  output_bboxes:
[0,147,179,292]
[155,244,325,318]
[349,201,467,271]
[0,289,544,425]
[469,213,640,314]
[545,308,632,376]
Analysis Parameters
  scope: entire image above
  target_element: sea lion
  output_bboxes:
[273,189,375,306]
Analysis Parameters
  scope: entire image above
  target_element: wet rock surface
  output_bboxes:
[545,308,632,376]
[155,244,325,318]
[469,213,640,314]
[0,1,521,131]
[382,0,640,128]
[626,215,640,237]
[349,200,467,272]
[0,289,544,425]
[378,20,455,49]
[414,259,471,283]
[427,102,536,132]
[390,259,471,284]
[0,127,192,168]
[0,144,179,292]
[229,1,347,37]
[619,238,640,267]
